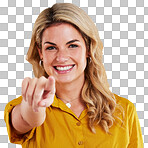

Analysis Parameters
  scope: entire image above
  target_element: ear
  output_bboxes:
[37,46,43,60]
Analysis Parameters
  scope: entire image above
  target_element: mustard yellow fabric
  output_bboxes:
[4,94,143,148]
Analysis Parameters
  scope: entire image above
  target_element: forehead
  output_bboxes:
[42,23,83,41]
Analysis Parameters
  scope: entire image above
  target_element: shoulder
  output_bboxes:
[114,94,135,110]
[113,94,136,119]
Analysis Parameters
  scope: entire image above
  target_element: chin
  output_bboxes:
[56,78,73,84]
[55,75,76,84]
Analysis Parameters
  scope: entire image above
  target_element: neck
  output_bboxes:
[55,77,86,115]
[55,77,84,102]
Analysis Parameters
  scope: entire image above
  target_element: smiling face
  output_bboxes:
[38,23,88,85]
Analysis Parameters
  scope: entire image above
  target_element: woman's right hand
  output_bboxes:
[21,76,56,112]
[11,76,56,134]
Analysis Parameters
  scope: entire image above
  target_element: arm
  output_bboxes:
[11,76,55,134]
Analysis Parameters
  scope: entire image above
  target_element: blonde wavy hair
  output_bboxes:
[27,3,124,133]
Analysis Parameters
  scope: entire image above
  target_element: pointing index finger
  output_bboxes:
[38,76,56,108]
[33,76,56,111]
[45,76,55,93]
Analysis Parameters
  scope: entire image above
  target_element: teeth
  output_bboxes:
[56,66,73,71]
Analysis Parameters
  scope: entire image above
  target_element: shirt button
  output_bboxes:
[76,122,81,126]
[78,141,83,145]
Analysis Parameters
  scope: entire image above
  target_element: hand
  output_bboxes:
[21,76,55,112]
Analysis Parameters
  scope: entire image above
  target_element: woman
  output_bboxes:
[4,3,143,148]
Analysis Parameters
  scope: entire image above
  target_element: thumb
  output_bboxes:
[38,96,55,107]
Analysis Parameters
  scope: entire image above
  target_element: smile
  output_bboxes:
[53,65,75,73]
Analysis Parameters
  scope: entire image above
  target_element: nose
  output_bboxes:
[56,49,69,63]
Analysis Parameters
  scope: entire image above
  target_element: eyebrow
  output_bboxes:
[66,39,79,45]
[44,39,80,46]
[44,41,56,46]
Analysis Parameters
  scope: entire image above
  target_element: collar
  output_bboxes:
[51,95,88,120]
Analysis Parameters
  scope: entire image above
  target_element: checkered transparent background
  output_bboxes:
[0,0,148,147]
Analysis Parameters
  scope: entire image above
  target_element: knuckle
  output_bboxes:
[25,77,31,80]
[24,77,31,82]
[40,76,46,79]
[33,77,38,82]
[22,77,30,87]
[39,76,46,83]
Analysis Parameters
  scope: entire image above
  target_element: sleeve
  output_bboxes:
[127,102,144,148]
[4,96,36,145]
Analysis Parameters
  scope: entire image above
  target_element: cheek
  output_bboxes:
[73,47,87,58]
[42,53,54,74]
[42,52,53,64]
[74,51,87,67]
[42,60,53,76]
[78,49,87,61]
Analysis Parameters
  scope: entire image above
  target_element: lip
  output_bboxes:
[53,64,75,74]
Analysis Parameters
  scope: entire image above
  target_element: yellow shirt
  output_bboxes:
[4,94,143,148]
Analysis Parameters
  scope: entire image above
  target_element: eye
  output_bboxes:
[46,46,56,50]
[69,44,78,48]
